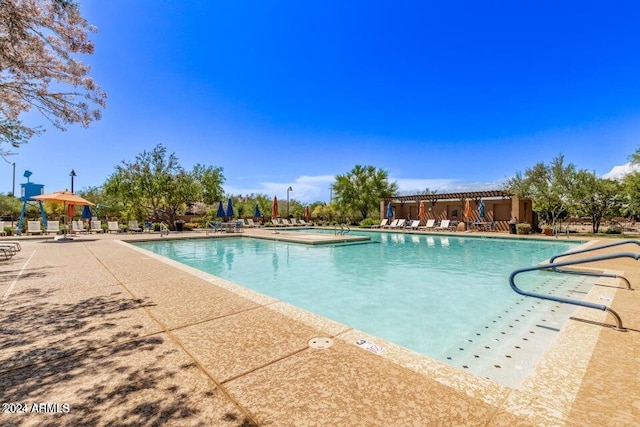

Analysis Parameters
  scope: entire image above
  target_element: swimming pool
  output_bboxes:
[135,232,593,387]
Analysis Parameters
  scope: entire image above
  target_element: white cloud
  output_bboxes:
[602,162,640,180]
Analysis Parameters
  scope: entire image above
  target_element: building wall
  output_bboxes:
[380,196,532,232]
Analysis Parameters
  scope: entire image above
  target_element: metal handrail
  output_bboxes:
[509,252,640,332]
[334,224,351,235]
[548,240,640,290]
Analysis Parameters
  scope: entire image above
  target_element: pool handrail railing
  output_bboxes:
[548,240,640,290]
[509,252,640,332]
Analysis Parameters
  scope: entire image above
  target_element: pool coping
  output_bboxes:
[2,231,637,425]
[121,234,637,425]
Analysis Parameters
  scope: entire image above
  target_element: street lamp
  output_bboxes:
[70,169,76,193]
[286,186,293,217]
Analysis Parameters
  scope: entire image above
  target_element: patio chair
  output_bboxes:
[0,246,15,260]
[418,219,436,231]
[384,219,399,229]
[27,221,42,235]
[72,220,87,235]
[409,220,421,230]
[234,219,244,233]
[0,221,6,236]
[0,241,21,251]
[280,218,292,226]
[246,218,262,228]
[128,220,143,233]
[393,219,406,229]
[435,220,451,231]
[298,219,312,226]
[45,220,60,235]
[90,220,103,233]
[373,219,388,228]
[107,221,121,233]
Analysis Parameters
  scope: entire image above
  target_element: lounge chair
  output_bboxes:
[384,219,399,229]
[409,220,421,230]
[90,220,103,233]
[0,221,6,236]
[435,220,450,231]
[393,219,406,229]
[246,218,261,228]
[298,219,311,226]
[271,218,282,227]
[0,241,21,251]
[280,218,292,226]
[128,220,142,233]
[71,220,86,235]
[418,219,436,231]
[107,221,121,233]
[0,246,15,260]
[45,220,60,235]
[373,219,388,228]
[27,221,42,235]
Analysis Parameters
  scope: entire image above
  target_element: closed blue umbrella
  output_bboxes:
[254,203,261,218]
[386,202,393,219]
[479,199,486,219]
[226,198,234,218]
[216,201,225,218]
[81,205,93,219]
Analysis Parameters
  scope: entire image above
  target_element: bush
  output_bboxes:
[359,218,379,228]
[603,228,622,235]
[3,226,13,236]
[516,223,531,235]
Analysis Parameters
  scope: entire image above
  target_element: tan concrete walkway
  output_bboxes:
[0,231,638,426]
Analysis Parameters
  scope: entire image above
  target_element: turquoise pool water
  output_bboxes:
[134,233,589,369]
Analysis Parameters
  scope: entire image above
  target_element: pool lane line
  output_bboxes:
[2,250,36,301]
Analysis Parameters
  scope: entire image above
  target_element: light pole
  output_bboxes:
[70,169,76,193]
[286,186,292,217]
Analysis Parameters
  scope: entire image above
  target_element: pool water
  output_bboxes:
[135,232,593,386]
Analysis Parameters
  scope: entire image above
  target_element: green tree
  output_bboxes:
[504,155,577,227]
[331,165,398,221]
[573,172,623,233]
[0,193,21,218]
[103,144,225,229]
[0,0,106,147]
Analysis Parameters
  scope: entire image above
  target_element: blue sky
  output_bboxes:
[4,1,640,203]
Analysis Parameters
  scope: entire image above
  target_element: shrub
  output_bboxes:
[516,223,531,235]
[3,226,13,236]
[359,218,379,228]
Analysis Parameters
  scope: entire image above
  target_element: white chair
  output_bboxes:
[393,219,406,229]
[107,221,120,233]
[246,218,262,228]
[27,221,42,235]
[384,219,399,229]
[45,220,60,234]
[90,220,103,233]
[72,220,86,235]
[435,220,452,231]
[418,219,436,231]
[128,220,142,233]
[373,219,388,228]
[409,220,420,230]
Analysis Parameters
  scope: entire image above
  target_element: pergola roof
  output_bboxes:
[383,190,512,203]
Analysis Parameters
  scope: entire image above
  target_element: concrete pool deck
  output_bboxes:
[1,229,638,426]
